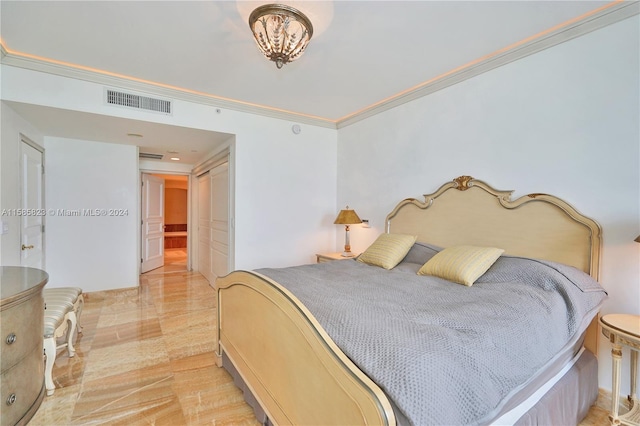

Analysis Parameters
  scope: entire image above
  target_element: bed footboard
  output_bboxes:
[215,271,396,426]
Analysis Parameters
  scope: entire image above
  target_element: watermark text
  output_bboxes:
[1,208,129,217]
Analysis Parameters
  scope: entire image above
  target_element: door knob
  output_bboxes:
[21,244,34,250]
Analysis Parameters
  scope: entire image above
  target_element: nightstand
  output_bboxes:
[600,314,640,426]
[316,252,359,263]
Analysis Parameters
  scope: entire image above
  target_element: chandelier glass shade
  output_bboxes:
[248,4,314,69]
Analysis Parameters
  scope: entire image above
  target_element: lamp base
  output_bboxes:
[341,252,356,258]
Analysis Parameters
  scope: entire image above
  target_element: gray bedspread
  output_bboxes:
[256,243,607,426]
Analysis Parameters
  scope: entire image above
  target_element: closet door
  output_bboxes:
[210,162,229,281]
[197,172,211,283]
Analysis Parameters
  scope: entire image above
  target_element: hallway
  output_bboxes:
[142,248,188,275]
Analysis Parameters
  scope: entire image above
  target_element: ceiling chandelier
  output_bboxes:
[248,4,314,69]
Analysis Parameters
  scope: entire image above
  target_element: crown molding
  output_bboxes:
[0,49,338,129]
[336,1,639,129]
[1,1,636,131]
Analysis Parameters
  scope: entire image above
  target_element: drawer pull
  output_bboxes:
[5,333,16,345]
[6,393,16,406]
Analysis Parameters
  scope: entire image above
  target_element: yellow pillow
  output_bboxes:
[357,233,417,270]
[417,245,504,286]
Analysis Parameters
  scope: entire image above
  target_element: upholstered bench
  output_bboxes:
[43,287,83,333]
[43,287,83,396]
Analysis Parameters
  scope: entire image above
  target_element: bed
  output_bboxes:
[214,175,605,425]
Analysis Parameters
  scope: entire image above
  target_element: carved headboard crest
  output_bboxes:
[452,175,474,191]
[386,175,602,280]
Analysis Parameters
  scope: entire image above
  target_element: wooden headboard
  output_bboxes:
[385,176,603,352]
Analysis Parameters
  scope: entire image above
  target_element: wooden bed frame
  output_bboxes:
[215,175,602,425]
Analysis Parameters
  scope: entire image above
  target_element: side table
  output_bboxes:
[316,252,359,263]
[600,314,640,426]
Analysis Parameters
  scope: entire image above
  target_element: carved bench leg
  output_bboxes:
[75,294,84,334]
[44,336,57,396]
[65,311,77,357]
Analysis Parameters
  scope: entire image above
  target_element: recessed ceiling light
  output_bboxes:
[127,133,143,138]
[170,157,180,161]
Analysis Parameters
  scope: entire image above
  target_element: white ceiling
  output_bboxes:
[0,0,619,163]
[4,101,233,165]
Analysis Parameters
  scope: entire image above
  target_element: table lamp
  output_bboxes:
[334,206,362,257]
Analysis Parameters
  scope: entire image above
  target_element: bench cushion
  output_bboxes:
[43,287,82,338]
[43,301,73,338]
[43,287,82,302]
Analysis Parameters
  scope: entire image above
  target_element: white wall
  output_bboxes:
[0,64,338,278]
[233,126,338,268]
[44,137,138,291]
[337,16,640,393]
[0,102,45,266]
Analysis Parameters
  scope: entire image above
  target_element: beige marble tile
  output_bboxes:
[71,364,177,424]
[153,296,216,315]
[181,400,260,426]
[159,305,215,330]
[596,387,613,411]
[30,383,82,426]
[143,263,189,275]
[72,308,101,342]
[91,317,164,350]
[72,390,185,425]
[579,403,610,425]
[72,338,95,355]
[95,304,159,328]
[147,284,192,302]
[169,351,218,373]
[81,337,170,383]
[50,347,87,389]
[157,277,205,290]
[172,364,259,426]
[160,310,217,359]
[99,287,153,305]
[142,249,188,276]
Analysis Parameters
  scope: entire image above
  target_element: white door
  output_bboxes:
[198,172,211,283]
[141,173,165,273]
[20,141,44,268]
[210,162,230,281]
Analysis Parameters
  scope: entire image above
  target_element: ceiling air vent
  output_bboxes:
[106,89,172,114]
[139,152,164,160]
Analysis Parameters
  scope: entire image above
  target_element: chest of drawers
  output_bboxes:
[0,267,48,426]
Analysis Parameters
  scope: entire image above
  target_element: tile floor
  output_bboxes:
[142,248,188,275]
[30,271,258,425]
[31,269,612,425]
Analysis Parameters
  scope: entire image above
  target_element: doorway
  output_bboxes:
[141,173,189,275]
[20,137,45,269]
